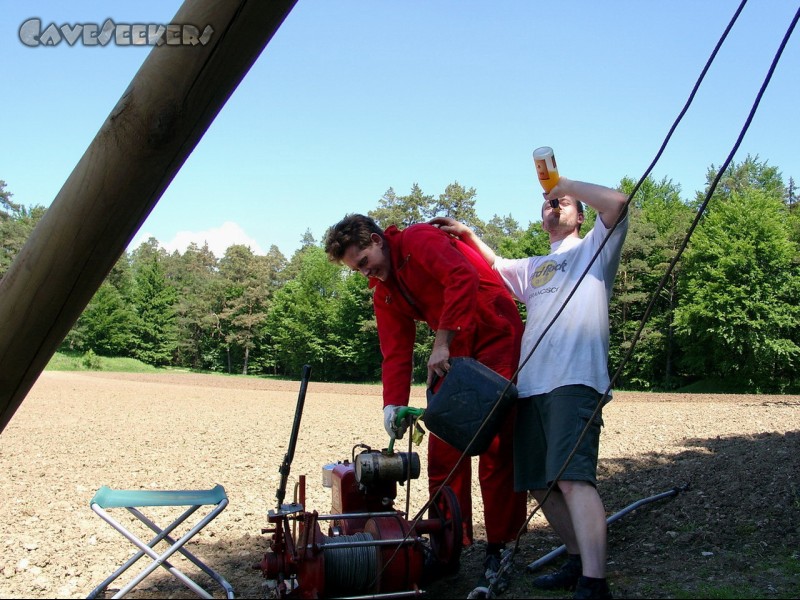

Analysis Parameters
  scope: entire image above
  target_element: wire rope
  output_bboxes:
[323,531,380,594]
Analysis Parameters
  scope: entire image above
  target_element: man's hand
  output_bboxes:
[427,330,455,387]
[427,344,451,386]
[383,405,410,440]
[429,216,470,238]
[429,216,498,267]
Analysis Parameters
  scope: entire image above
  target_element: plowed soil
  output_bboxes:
[0,371,798,599]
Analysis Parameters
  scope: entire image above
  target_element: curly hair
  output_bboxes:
[324,214,384,263]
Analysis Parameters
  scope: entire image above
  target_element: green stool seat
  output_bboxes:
[91,485,228,509]
[86,484,234,599]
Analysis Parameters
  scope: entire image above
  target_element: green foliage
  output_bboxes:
[46,351,160,373]
[61,256,137,356]
[787,180,800,248]
[498,221,550,258]
[698,154,786,208]
[369,181,489,232]
[610,204,661,388]
[7,159,800,392]
[370,185,432,229]
[611,176,694,390]
[674,189,800,391]
[168,242,226,371]
[0,180,46,277]
[81,349,101,370]
[0,179,18,217]
[412,324,435,384]
[482,214,522,253]
[266,247,381,381]
[330,271,382,380]
[129,240,179,366]
[429,181,481,226]
[218,244,274,374]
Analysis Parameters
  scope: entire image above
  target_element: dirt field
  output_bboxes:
[0,371,798,599]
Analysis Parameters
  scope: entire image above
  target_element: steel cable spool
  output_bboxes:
[322,531,379,594]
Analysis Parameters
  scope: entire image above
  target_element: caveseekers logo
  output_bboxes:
[529,259,567,288]
[19,18,214,47]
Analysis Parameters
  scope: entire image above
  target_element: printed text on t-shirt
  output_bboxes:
[530,259,568,287]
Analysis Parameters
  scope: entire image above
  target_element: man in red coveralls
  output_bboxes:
[324,213,527,590]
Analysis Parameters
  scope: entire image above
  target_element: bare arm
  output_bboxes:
[547,177,628,228]
[428,217,498,266]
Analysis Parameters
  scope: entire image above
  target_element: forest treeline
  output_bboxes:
[2,156,798,392]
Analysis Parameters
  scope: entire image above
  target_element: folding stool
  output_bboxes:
[86,484,234,599]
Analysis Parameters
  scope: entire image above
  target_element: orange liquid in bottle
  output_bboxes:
[533,146,560,193]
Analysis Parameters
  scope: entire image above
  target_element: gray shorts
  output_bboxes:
[513,385,605,491]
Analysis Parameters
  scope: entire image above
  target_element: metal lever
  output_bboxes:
[275,364,312,509]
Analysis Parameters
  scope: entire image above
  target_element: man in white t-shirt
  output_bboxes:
[430,177,628,600]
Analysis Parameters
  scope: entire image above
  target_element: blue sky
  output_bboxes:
[2,1,798,259]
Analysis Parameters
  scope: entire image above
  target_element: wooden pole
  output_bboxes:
[0,0,298,432]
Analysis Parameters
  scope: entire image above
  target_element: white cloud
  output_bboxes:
[131,221,265,258]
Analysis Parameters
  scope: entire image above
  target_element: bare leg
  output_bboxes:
[530,487,579,554]
[558,480,607,578]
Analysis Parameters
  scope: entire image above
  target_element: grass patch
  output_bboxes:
[46,351,160,373]
[664,549,800,600]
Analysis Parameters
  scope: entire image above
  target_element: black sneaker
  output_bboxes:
[530,554,581,591]
[573,576,613,599]
[476,551,510,594]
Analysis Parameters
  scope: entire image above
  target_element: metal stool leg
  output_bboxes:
[87,505,203,598]
[130,504,234,598]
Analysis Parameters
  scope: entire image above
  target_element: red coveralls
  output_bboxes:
[372,223,527,546]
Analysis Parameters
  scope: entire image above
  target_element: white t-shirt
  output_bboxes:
[494,214,629,397]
